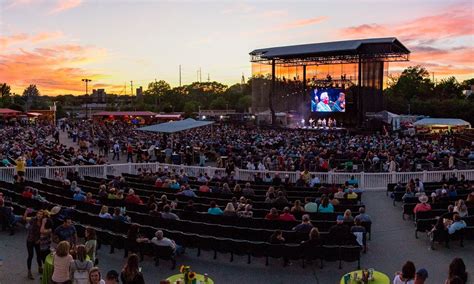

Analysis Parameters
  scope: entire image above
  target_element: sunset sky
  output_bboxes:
[1,0,473,95]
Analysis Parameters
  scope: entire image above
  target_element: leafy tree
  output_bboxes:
[236,95,252,112]
[23,84,40,98]
[386,66,433,100]
[0,83,11,98]
[22,84,40,111]
[434,76,462,99]
[183,101,199,117]
[209,97,228,110]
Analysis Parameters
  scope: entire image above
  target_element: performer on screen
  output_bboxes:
[316,92,332,112]
[311,89,319,112]
[332,92,346,112]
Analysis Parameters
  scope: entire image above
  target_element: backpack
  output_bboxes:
[72,260,89,284]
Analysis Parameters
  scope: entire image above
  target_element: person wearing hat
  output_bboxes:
[414,268,428,284]
[413,194,432,214]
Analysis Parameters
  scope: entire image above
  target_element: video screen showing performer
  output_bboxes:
[310,88,346,112]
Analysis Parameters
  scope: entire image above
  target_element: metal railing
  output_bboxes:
[1,163,473,191]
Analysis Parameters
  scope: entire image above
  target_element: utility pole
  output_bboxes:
[199,67,202,82]
[82,78,91,119]
[179,65,182,87]
[130,81,134,96]
[207,73,210,82]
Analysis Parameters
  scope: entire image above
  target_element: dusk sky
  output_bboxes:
[1,0,473,95]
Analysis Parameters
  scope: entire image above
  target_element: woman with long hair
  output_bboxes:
[70,245,93,284]
[52,241,73,284]
[88,267,105,284]
[85,227,98,265]
[447,258,468,284]
[24,209,45,279]
[393,261,416,284]
[120,254,144,284]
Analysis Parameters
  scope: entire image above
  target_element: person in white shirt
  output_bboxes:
[151,230,184,255]
[246,161,255,170]
[309,174,320,187]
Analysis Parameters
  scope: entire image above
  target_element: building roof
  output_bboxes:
[0,108,22,115]
[138,118,214,133]
[250,37,410,60]
[155,114,182,119]
[92,111,157,117]
[413,118,471,127]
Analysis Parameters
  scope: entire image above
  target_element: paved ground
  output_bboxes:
[1,191,472,284]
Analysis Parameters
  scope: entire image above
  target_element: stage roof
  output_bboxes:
[93,111,157,117]
[250,37,410,65]
[137,118,214,133]
[413,118,471,127]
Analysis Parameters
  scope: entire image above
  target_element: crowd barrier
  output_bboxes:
[1,163,473,191]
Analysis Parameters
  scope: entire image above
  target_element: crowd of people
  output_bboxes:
[1,120,473,173]
[393,258,468,284]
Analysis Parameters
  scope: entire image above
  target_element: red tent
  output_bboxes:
[0,108,22,117]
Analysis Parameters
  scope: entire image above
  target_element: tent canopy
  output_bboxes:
[0,108,22,115]
[138,118,214,133]
[413,118,471,127]
[93,111,157,117]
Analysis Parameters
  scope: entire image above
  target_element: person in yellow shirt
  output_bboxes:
[16,156,26,177]
[346,189,358,200]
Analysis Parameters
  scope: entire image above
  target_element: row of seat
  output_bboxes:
[2,188,362,269]
[36,179,362,222]
[1,183,364,244]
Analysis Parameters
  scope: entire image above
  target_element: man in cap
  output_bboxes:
[414,268,428,284]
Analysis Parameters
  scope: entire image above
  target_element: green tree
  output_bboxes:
[0,83,11,98]
[0,83,11,107]
[183,101,199,117]
[434,76,462,99]
[22,84,40,111]
[386,66,434,100]
[236,95,252,112]
[209,97,228,110]
[145,80,171,111]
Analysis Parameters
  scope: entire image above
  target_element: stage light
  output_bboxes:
[202,115,206,120]
[219,115,224,119]
[301,119,305,124]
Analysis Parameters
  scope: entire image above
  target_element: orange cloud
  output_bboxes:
[0,31,62,48]
[49,0,82,14]
[1,44,110,95]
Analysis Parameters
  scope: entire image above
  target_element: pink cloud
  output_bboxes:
[49,0,82,14]
[338,3,474,79]
[279,16,328,30]
[339,4,473,43]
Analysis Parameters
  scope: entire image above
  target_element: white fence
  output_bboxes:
[1,163,474,191]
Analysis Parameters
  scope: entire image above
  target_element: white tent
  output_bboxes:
[413,118,471,132]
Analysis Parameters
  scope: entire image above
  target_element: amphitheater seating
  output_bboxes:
[0,179,364,269]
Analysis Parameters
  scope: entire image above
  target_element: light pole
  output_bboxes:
[82,79,91,119]
[81,78,91,95]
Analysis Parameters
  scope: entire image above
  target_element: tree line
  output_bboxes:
[1,66,473,122]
